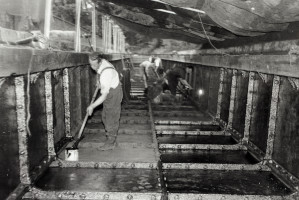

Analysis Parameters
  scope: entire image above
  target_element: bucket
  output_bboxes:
[65,147,79,161]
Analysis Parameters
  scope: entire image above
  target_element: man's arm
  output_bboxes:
[87,70,113,116]
[178,78,192,89]
[87,92,108,116]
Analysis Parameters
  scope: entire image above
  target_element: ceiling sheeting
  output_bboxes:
[93,0,298,44]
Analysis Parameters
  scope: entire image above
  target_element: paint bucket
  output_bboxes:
[65,147,79,161]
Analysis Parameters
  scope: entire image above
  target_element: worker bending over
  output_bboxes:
[162,64,192,96]
[148,64,192,104]
[140,56,164,94]
[87,52,123,151]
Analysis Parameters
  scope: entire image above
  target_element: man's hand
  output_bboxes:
[87,105,95,116]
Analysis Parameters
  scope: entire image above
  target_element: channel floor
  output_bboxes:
[23,66,294,200]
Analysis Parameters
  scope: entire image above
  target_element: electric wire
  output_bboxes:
[197,13,231,56]
[26,49,35,137]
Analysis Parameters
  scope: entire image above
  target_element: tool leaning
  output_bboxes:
[65,85,100,161]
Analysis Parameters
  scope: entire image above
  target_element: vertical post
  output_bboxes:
[216,68,224,119]
[91,5,97,51]
[192,67,197,98]
[15,77,31,184]
[113,25,117,52]
[110,19,113,52]
[63,68,71,138]
[122,32,125,53]
[102,15,105,51]
[265,76,280,160]
[242,72,255,144]
[123,34,126,53]
[227,69,237,129]
[117,27,120,52]
[45,72,55,157]
[44,0,53,38]
[75,0,81,52]
[105,16,109,53]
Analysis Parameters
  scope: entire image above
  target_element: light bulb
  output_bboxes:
[198,89,204,96]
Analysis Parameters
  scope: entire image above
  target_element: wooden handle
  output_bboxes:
[76,85,100,140]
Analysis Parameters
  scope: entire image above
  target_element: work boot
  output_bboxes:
[98,136,117,151]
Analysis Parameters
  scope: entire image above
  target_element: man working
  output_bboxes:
[140,56,164,94]
[162,64,192,96]
[87,52,123,151]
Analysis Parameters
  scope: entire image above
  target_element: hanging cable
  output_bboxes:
[26,49,35,137]
[197,13,231,56]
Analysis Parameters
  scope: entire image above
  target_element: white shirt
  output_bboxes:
[97,59,119,94]
[154,57,162,69]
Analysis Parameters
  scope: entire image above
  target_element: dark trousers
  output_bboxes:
[102,84,123,137]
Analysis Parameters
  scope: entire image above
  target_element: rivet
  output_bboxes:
[15,80,22,85]
[94,163,99,169]
[103,194,109,200]
[131,163,135,168]
[127,194,133,200]
[151,194,157,200]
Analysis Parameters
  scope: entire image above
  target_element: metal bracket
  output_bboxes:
[288,77,299,90]
[15,76,31,185]
[30,72,40,84]
[265,76,280,160]
[63,68,71,137]
[53,70,61,79]
[45,72,55,157]
[240,70,247,77]
[257,72,267,83]
[265,159,299,192]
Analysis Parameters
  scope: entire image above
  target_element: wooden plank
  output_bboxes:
[160,53,299,78]
[0,47,89,77]
[0,77,20,199]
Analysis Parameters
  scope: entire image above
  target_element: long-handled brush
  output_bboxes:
[65,85,100,161]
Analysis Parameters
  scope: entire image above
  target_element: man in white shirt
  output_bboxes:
[87,52,123,150]
[139,56,164,94]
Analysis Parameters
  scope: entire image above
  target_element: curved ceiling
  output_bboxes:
[92,0,298,44]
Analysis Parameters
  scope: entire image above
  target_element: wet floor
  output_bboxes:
[164,169,292,195]
[157,135,237,145]
[160,150,259,164]
[20,64,295,199]
[36,168,161,192]
[156,125,222,131]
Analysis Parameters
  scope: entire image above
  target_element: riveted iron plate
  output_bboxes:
[15,76,30,184]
